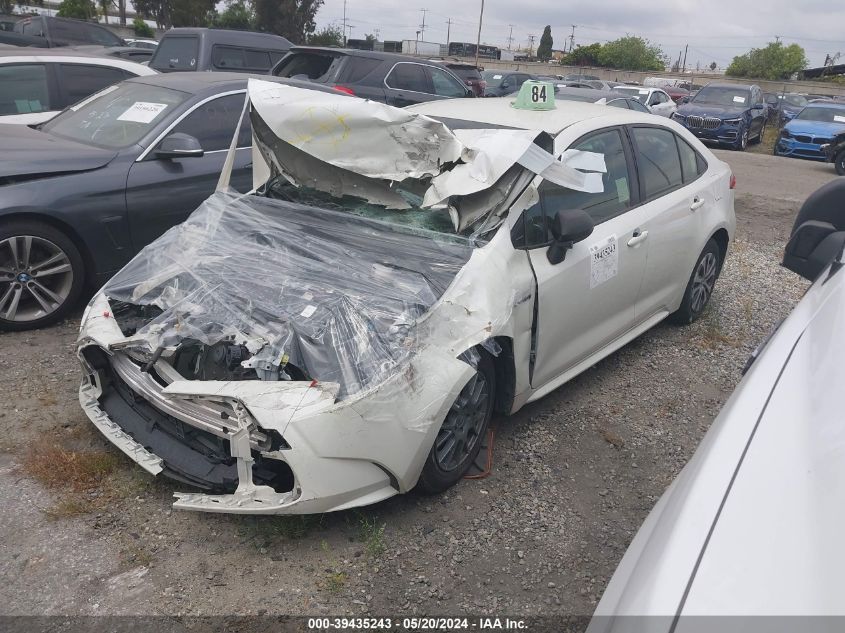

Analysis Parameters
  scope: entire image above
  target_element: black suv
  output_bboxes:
[271,47,472,107]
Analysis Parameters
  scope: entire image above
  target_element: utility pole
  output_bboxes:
[342,0,348,47]
[419,8,428,41]
[507,24,514,50]
[775,35,781,43]
[681,43,688,74]
[527,34,536,58]
[474,0,484,69]
[446,18,452,45]
[568,24,576,54]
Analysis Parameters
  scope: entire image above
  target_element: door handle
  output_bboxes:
[627,229,649,247]
[690,196,705,211]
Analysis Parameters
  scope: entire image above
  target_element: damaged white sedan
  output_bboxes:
[76,80,735,514]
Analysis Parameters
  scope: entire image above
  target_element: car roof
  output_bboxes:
[125,72,343,96]
[287,46,450,66]
[408,95,654,134]
[161,27,291,47]
[803,100,845,109]
[702,82,754,90]
[0,50,156,74]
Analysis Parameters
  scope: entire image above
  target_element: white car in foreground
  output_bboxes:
[76,81,735,515]
[614,86,678,118]
[0,50,156,125]
[591,179,845,627]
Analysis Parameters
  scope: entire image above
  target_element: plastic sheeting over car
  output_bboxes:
[102,192,474,399]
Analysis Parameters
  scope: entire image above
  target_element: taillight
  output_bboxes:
[730,173,736,189]
[333,85,355,95]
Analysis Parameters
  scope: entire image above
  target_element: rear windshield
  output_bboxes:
[782,94,808,108]
[481,70,505,87]
[614,86,649,103]
[795,106,845,123]
[150,36,199,71]
[273,52,341,81]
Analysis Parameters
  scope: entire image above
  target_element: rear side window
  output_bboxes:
[337,57,381,83]
[212,45,246,70]
[51,20,122,46]
[273,52,338,80]
[56,64,130,109]
[0,63,50,115]
[151,36,199,71]
[631,127,684,200]
[244,49,271,69]
[386,63,429,93]
[677,137,707,183]
[21,20,44,36]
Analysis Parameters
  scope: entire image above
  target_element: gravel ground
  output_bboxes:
[0,151,827,620]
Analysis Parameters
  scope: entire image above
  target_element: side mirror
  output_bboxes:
[155,132,204,159]
[547,208,594,265]
[680,96,690,104]
[783,179,845,280]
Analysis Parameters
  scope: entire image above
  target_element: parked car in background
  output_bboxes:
[663,85,689,104]
[672,82,767,150]
[562,73,601,82]
[590,179,845,628]
[612,86,677,117]
[74,83,734,514]
[764,92,809,126]
[273,47,472,106]
[0,15,124,48]
[481,69,536,96]
[125,38,158,49]
[0,50,156,124]
[95,45,156,63]
[430,60,485,96]
[775,101,845,161]
[149,27,291,73]
[0,73,341,330]
[505,85,651,113]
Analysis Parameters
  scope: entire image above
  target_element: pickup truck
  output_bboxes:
[0,15,125,48]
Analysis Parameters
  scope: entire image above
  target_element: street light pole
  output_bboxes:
[474,0,484,69]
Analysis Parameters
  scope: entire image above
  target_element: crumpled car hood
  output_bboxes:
[102,191,473,399]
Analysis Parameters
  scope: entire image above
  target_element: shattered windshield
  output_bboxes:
[264,178,459,235]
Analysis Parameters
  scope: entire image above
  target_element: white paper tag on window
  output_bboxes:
[493,74,502,79]
[117,102,168,123]
[835,115,845,123]
[639,89,649,95]
[732,96,746,103]
[589,235,618,289]
[300,305,317,318]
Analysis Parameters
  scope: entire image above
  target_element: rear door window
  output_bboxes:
[56,64,131,109]
[0,63,51,115]
[631,127,684,200]
[427,66,466,97]
[212,45,246,70]
[386,63,430,93]
[151,36,199,71]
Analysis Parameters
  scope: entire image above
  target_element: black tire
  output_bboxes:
[835,151,845,176]
[0,220,85,331]
[733,125,749,151]
[669,238,721,325]
[417,351,496,494]
[751,120,766,145]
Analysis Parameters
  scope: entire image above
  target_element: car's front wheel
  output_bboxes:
[417,351,496,494]
[835,150,845,176]
[734,125,749,151]
[0,220,85,331]
[670,238,722,325]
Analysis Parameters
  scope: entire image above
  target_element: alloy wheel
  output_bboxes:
[433,370,490,473]
[690,252,717,313]
[0,235,74,323]
[740,128,749,150]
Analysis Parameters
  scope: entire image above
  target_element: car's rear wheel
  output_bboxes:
[835,150,845,176]
[670,238,721,325]
[0,221,85,331]
[417,351,496,494]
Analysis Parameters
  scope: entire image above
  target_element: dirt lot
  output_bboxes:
[0,151,834,620]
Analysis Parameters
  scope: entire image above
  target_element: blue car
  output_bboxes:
[672,82,767,151]
[775,101,845,161]
[765,92,810,126]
